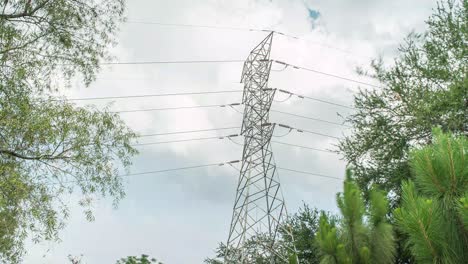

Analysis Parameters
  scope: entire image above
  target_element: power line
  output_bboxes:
[118,161,342,182]
[53,160,242,185]
[51,86,353,112]
[228,136,338,155]
[299,127,341,140]
[96,58,376,90]
[134,128,338,155]
[133,136,222,146]
[60,87,353,113]
[99,59,244,65]
[271,109,350,128]
[125,20,297,39]
[277,167,342,181]
[138,127,240,138]
[112,103,237,113]
[119,160,241,177]
[300,94,355,110]
[133,134,239,146]
[272,60,381,88]
[62,90,242,101]
[272,141,336,154]
[272,123,341,140]
[274,88,355,110]
[124,20,369,59]
[125,20,259,32]
[112,102,348,130]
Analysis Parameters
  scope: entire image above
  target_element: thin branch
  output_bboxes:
[0,149,71,160]
[0,31,50,55]
[0,0,50,19]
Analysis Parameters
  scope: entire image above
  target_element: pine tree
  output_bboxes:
[316,170,396,264]
[395,128,468,263]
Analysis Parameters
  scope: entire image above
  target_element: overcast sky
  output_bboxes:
[25,0,437,263]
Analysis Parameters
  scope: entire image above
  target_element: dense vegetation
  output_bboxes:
[0,0,137,262]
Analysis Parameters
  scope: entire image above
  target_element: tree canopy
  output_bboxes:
[0,0,137,262]
[316,170,396,264]
[339,0,467,205]
[395,129,467,263]
[116,254,163,264]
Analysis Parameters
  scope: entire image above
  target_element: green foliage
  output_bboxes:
[395,129,468,263]
[206,205,325,264]
[1,0,126,88]
[317,171,396,264]
[205,234,289,264]
[458,192,468,228]
[368,187,395,263]
[316,213,342,264]
[280,204,323,264]
[0,1,137,262]
[116,254,162,264]
[338,0,467,206]
[288,254,299,264]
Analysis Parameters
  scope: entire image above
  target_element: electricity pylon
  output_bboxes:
[225,32,297,263]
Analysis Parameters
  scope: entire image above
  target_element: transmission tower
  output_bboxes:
[225,32,297,263]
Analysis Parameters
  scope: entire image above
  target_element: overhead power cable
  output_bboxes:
[52,87,354,114]
[277,167,342,181]
[271,123,341,140]
[51,160,243,185]
[99,59,244,65]
[227,164,341,181]
[124,20,369,58]
[133,129,337,154]
[270,109,349,128]
[229,136,336,154]
[272,141,336,154]
[125,20,296,38]
[272,60,381,89]
[62,90,242,101]
[95,59,376,89]
[56,88,353,112]
[125,20,259,32]
[112,103,236,113]
[300,94,355,110]
[133,134,240,147]
[228,161,341,181]
[118,160,341,182]
[119,160,242,177]
[273,88,355,110]
[298,127,341,140]
[138,127,240,138]
[112,103,348,129]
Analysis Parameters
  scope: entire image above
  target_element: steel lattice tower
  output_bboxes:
[225,32,297,263]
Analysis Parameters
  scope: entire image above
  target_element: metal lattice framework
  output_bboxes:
[225,32,297,263]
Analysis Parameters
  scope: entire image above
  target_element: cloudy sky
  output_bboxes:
[25,0,437,263]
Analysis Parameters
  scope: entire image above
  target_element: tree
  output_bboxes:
[116,254,162,264]
[338,0,467,205]
[279,204,322,264]
[316,170,396,264]
[205,205,325,264]
[395,129,467,263]
[68,254,84,264]
[0,1,137,262]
